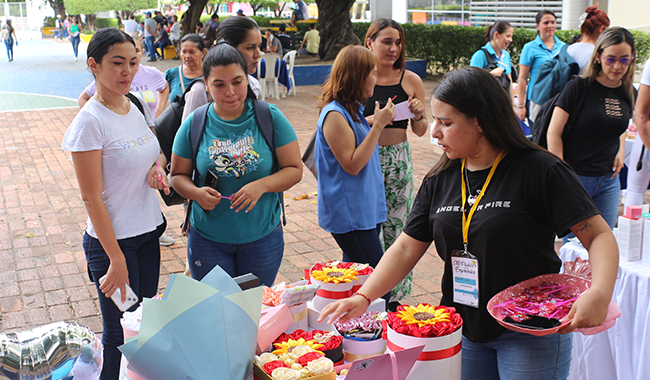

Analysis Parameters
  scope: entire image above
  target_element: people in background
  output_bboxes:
[517,10,564,125]
[124,15,139,39]
[169,15,181,60]
[153,22,172,60]
[319,66,618,380]
[55,14,64,40]
[548,27,637,240]
[264,29,283,57]
[164,33,206,103]
[298,23,319,56]
[625,54,650,208]
[2,18,17,62]
[567,5,610,74]
[290,0,309,27]
[69,16,82,61]
[143,12,158,62]
[170,43,301,285]
[469,20,514,95]
[236,9,245,17]
[363,19,427,308]
[315,45,396,307]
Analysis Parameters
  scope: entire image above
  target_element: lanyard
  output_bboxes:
[460,150,504,252]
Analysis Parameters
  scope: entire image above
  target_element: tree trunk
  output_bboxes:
[47,0,66,18]
[274,2,286,17]
[315,0,358,61]
[85,14,97,31]
[181,0,209,38]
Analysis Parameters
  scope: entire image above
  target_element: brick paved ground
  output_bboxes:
[0,40,446,334]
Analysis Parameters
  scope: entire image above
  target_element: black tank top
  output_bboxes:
[363,70,409,129]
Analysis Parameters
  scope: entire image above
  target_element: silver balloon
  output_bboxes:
[0,321,102,380]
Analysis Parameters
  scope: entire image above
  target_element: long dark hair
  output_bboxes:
[86,28,134,67]
[427,67,543,178]
[202,42,248,78]
[485,20,512,43]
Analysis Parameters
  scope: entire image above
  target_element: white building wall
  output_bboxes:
[561,0,589,30]
[606,0,650,33]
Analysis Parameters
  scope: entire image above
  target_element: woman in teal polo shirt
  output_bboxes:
[517,10,565,125]
[470,20,514,95]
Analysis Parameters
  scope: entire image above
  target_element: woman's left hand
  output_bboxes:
[558,286,611,334]
[611,151,624,179]
[147,162,170,195]
[230,181,266,213]
[408,96,424,121]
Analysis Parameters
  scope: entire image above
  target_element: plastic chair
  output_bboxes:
[282,50,297,97]
[257,53,281,101]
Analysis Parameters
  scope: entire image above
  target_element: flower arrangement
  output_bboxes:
[310,267,359,284]
[334,311,387,340]
[311,261,373,276]
[274,330,343,353]
[255,350,335,379]
[387,304,462,338]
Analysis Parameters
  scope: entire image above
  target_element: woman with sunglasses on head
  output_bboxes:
[548,27,636,240]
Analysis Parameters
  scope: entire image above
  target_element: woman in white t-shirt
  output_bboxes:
[624,56,650,207]
[567,5,610,74]
[61,28,169,380]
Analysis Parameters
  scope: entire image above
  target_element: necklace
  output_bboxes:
[464,167,480,206]
[96,93,124,113]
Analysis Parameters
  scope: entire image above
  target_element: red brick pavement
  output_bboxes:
[0,79,446,333]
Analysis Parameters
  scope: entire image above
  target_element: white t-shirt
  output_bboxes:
[170,22,181,41]
[567,42,595,75]
[641,57,650,86]
[61,95,162,240]
[124,19,139,36]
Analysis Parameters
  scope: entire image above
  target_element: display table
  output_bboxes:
[560,242,650,380]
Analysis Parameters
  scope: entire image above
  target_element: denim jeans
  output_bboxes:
[83,230,161,380]
[564,173,620,243]
[5,39,13,61]
[70,34,80,57]
[331,224,390,306]
[187,224,284,286]
[145,36,155,59]
[461,330,573,380]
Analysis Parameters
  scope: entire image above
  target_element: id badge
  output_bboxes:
[141,90,156,103]
[451,250,479,308]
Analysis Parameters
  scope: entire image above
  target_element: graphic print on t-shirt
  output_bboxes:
[208,130,262,178]
[604,97,623,119]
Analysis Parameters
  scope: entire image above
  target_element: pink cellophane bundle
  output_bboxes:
[562,257,592,280]
[491,282,581,322]
[387,304,462,338]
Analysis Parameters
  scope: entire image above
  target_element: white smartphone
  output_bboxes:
[98,275,138,312]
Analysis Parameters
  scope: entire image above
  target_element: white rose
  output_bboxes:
[259,352,279,363]
[271,367,301,380]
[290,345,313,357]
[307,357,334,375]
[278,353,298,362]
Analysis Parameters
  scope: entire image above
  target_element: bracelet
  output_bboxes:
[354,292,372,305]
[411,115,425,122]
[517,105,526,109]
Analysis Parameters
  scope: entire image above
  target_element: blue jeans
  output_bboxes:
[332,224,390,306]
[83,230,161,380]
[564,173,620,243]
[187,224,284,286]
[145,36,155,59]
[461,330,573,380]
[5,39,13,61]
[153,40,171,58]
[71,34,80,57]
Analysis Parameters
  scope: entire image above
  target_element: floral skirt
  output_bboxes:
[379,140,415,302]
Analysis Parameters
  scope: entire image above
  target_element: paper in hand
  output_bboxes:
[393,101,416,121]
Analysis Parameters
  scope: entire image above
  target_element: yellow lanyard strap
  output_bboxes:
[461,150,505,250]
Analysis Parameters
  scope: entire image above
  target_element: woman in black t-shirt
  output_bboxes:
[319,67,619,379]
[548,27,636,239]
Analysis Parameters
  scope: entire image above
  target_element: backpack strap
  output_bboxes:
[125,92,146,116]
[252,99,287,226]
[481,48,497,69]
[563,77,589,138]
[182,103,211,231]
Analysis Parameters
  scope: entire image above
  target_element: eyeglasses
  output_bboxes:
[602,56,634,66]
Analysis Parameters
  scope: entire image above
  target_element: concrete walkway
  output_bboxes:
[0,38,445,334]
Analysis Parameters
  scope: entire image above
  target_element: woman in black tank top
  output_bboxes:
[364,19,428,309]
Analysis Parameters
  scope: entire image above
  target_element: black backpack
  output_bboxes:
[480,48,513,95]
[531,77,588,149]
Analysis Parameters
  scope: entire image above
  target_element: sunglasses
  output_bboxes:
[601,56,634,66]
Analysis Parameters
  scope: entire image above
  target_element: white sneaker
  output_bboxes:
[74,57,78,61]
[159,233,175,246]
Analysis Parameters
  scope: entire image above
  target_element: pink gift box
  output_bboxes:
[257,304,293,354]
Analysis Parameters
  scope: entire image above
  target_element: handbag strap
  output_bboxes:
[178,65,185,93]
[389,351,399,380]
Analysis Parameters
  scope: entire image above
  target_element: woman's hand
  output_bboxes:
[99,255,129,301]
[196,186,222,211]
[373,99,396,129]
[317,295,370,324]
[490,67,504,78]
[230,181,266,213]
[558,286,611,334]
[408,96,424,121]
[147,161,170,195]
[612,150,624,179]
[516,106,527,122]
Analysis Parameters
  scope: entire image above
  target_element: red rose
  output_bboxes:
[262,360,289,375]
[290,329,311,341]
[297,352,324,366]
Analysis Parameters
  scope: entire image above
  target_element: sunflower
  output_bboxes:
[272,338,325,356]
[396,304,451,327]
[311,266,359,284]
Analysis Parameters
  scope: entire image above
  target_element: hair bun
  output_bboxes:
[585,5,599,16]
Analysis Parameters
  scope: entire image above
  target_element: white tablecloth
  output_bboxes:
[560,242,650,380]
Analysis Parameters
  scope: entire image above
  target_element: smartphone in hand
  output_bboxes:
[203,168,219,214]
[99,275,138,312]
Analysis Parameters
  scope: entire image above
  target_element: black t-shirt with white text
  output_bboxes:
[403,149,598,343]
[557,78,633,176]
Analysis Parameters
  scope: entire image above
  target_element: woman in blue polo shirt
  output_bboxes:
[517,10,565,125]
[470,20,514,95]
